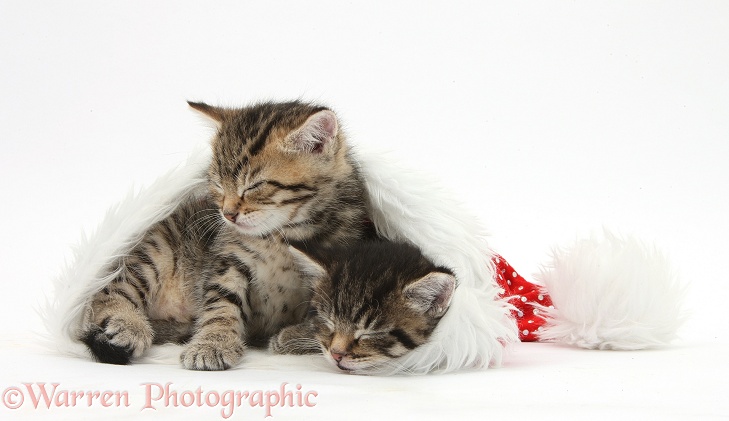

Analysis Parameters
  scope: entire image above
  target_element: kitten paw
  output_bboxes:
[82,315,153,365]
[269,323,321,355]
[180,338,245,370]
[268,334,285,354]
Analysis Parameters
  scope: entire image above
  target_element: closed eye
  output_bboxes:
[242,181,265,195]
[356,331,389,340]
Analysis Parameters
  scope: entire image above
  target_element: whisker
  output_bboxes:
[185,212,222,238]
[200,218,225,240]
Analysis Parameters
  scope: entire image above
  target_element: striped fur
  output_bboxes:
[269,241,456,374]
[80,101,372,370]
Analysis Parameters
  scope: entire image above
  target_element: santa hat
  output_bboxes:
[41,144,686,374]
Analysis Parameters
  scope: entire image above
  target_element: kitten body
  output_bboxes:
[270,241,456,374]
[81,101,372,370]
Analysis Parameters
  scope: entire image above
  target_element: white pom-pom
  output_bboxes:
[535,229,686,350]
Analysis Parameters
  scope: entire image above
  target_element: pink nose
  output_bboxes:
[330,351,345,362]
[223,211,238,223]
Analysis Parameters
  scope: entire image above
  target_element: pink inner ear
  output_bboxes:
[405,272,456,315]
[430,273,456,311]
[290,110,338,153]
[316,111,338,138]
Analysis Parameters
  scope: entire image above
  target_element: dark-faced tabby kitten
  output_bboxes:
[80,101,373,370]
[270,241,456,374]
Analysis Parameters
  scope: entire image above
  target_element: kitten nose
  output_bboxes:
[223,210,238,223]
[330,351,346,362]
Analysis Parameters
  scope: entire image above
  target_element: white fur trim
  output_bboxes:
[535,229,686,350]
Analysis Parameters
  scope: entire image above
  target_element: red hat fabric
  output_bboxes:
[493,255,553,342]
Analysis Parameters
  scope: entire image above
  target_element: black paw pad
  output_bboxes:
[81,326,133,365]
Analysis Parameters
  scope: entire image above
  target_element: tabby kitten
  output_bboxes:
[269,241,456,374]
[80,101,372,370]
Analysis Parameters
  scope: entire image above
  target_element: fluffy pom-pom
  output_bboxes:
[535,229,686,350]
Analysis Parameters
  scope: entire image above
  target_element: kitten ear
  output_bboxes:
[285,109,339,154]
[403,272,456,317]
[288,245,328,282]
[187,101,227,128]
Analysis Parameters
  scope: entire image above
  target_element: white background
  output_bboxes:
[1,1,727,420]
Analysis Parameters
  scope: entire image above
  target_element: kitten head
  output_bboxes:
[290,241,456,374]
[189,100,356,238]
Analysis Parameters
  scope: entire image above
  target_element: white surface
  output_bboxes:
[1,1,727,419]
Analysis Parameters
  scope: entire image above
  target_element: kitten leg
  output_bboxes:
[81,274,153,365]
[79,222,187,364]
[269,318,322,355]
[180,261,250,371]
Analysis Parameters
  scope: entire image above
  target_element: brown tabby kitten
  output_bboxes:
[80,101,373,370]
[270,241,456,374]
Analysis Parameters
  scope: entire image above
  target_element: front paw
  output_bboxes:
[269,324,321,355]
[180,338,245,371]
[268,333,286,354]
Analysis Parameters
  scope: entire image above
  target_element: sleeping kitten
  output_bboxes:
[269,241,456,374]
[80,101,373,370]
